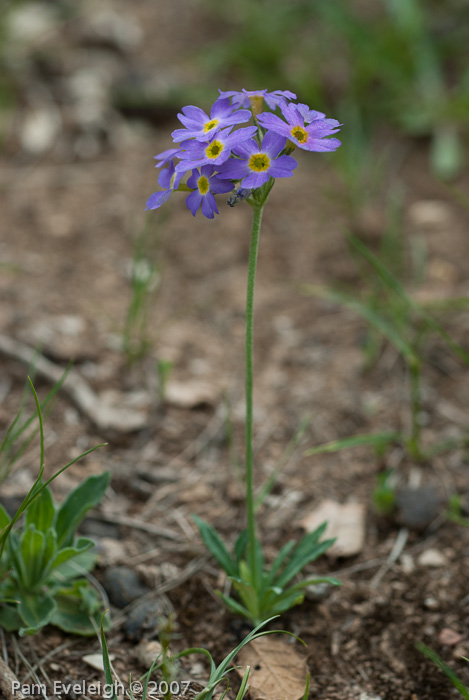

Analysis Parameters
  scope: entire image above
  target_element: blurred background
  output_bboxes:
[1,0,468,180]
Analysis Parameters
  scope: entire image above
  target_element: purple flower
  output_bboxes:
[153,147,183,168]
[257,103,341,152]
[217,130,297,189]
[218,89,296,111]
[176,125,258,173]
[171,98,252,143]
[296,103,326,124]
[145,160,183,210]
[185,165,233,219]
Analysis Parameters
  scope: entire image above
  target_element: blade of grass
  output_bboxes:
[304,431,400,457]
[348,234,469,364]
[304,284,418,365]
[416,642,469,699]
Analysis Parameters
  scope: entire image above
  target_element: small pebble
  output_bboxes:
[123,599,162,640]
[439,628,463,646]
[418,548,447,568]
[101,566,149,608]
[396,486,443,530]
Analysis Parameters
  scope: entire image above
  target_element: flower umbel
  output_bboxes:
[145,88,341,219]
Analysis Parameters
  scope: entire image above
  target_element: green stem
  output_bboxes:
[245,203,264,590]
[408,360,422,460]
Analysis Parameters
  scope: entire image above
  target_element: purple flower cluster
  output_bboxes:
[146,89,341,219]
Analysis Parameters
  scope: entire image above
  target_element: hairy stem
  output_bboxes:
[245,203,264,590]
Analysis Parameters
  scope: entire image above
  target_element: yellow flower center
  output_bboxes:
[290,125,308,143]
[203,119,219,133]
[248,153,270,172]
[197,175,210,194]
[206,140,224,159]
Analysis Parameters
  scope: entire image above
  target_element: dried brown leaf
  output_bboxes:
[237,636,307,700]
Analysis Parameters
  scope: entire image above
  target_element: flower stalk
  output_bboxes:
[245,202,264,590]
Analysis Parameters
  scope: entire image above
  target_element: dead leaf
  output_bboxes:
[301,500,365,557]
[237,636,307,700]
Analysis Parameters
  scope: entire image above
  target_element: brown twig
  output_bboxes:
[0,333,148,434]
[0,657,25,700]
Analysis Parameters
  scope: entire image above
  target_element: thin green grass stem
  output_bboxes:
[409,360,422,460]
[245,203,264,590]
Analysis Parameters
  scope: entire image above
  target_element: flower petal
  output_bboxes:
[241,171,270,188]
[209,178,235,194]
[181,105,208,123]
[260,130,286,157]
[216,160,250,180]
[201,192,218,219]
[145,189,172,210]
[186,190,202,216]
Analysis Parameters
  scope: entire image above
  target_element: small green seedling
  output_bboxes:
[372,470,397,516]
[123,223,161,364]
[194,516,339,626]
[0,379,108,635]
[100,614,309,700]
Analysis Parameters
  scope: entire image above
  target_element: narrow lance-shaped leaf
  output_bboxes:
[26,485,55,533]
[304,431,400,456]
[193,516,238,577]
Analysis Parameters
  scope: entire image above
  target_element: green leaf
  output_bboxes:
[20,525,46,588]
[26,485,55,533]
[193,516,238,578]
[100,613,117,698]
[304,431,400,457]
[0,605,22,631]
[275,526,335,588]
[301,673,311,700]
[17,591,56,635]
[0,504,10,532]
[291,576,341,589]
[231,573,260,623]
[51,580,106,636]
[261,588,305,617]
[216,591,252,620]
[264,540,296,586]
[6,531,25,585]
[46,537,94,578]
[42,528,57,572]
[55,472,110,548]
[234,530,248,564]
[416,642,469,699]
